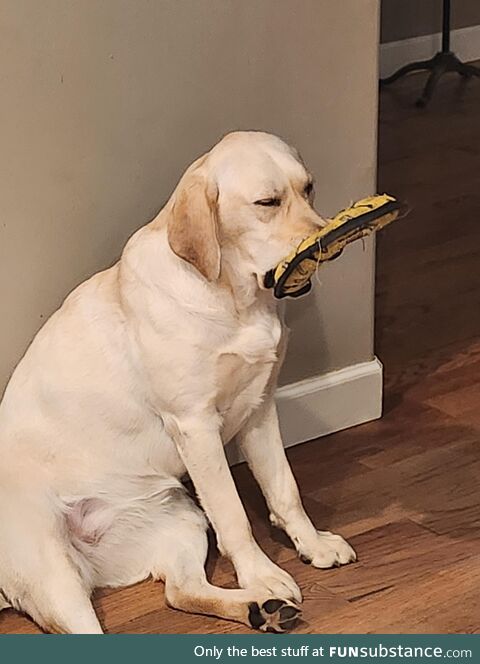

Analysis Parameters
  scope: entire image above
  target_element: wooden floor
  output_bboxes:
[2,68,480,634]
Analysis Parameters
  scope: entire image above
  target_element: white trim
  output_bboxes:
[276,357,383,449]
[226,357,383,464]
[380,25,480,79]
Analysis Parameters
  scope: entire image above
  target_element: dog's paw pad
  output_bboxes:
[248,599,301,633]
[263,599,284,614]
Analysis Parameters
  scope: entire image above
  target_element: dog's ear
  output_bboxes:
[167,172,221,282]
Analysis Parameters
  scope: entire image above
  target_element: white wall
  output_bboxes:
[0,0,379,397]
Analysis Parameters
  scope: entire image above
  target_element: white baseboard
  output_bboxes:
[380,25,480,79]
[276,357,383,449]
[226,357,383,465]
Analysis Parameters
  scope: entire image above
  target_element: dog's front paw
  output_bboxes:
[297,530,356,569]
[236,554,302,604]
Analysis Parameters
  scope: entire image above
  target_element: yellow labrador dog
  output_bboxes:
[0,132,355,634]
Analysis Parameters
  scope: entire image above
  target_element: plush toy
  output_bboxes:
[264,194,402,299]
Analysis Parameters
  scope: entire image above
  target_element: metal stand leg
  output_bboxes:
[379,0,480,107]
[458,62,480,78]
[380,59,434,86]
[416,60,446,108]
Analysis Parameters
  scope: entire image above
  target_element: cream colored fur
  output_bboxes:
[0,132,355,634]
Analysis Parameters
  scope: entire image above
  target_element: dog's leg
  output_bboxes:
[155,492,300,632]
[166,414,301,602]
[165,573,301,633]
[237,398,356,569]
[73,485,300,632]
[3,542,102,633]
[25,560,103,634]
[0,490,103,634]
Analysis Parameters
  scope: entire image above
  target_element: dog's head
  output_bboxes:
[167,131,326,289]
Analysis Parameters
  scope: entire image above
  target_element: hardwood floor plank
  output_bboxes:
[385,340,480,402]
[308,434,480,540]
[304,555,480,633]
[345,399,477,470]
[0,611,40,635]
[426,382,480,430]
[313,520,478,601]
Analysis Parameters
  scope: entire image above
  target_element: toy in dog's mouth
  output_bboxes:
[264,194,404,299]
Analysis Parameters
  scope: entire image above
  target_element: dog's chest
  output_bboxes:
[215,310,282,438]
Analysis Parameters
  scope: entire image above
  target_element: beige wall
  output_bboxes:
[0,0,379,395]
[381,0,480,43]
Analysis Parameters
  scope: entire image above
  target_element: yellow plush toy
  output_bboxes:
[264,194,402,299]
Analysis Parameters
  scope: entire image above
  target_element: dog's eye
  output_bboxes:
[304,182,313,197]
[254,198,281,207]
